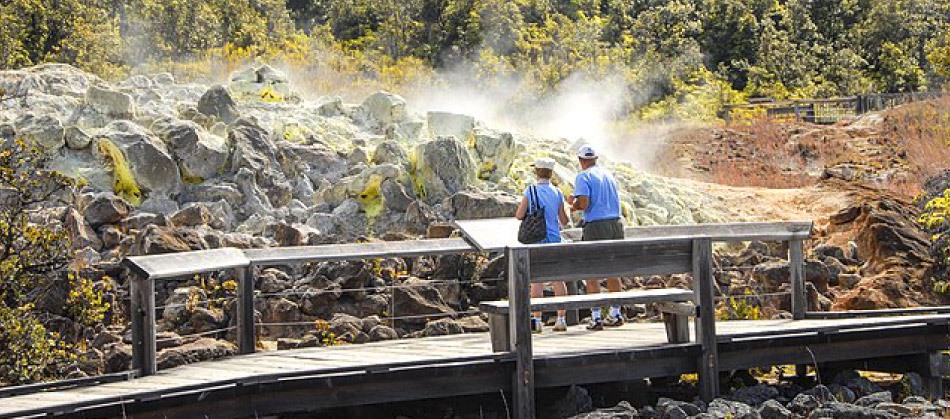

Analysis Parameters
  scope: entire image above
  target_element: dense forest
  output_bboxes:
[3,0,950,120]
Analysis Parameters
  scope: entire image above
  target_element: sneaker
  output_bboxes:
[603,314,625,327]
[586,318,603,331]
[553,318,568,332]
[531,318,543,334]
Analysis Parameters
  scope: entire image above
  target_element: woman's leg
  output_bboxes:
[553,281,568,318]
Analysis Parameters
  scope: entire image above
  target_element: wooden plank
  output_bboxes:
[480,288,694,313]
[458,219,812,252]
[693,238,719,401]
[563,221,813,243]
[243,238,474,266]
[789,239,805,320]
[236,266,255,354]
[529,239,693,281]
[488,313,510,352]
[805,306,950,319]
[131,274,157,376]
[507,246,535,418]
[454,218,521,251]
[124,248,249,280]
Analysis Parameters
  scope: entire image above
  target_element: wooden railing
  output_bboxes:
[721,91,943,124]
[124,221,813,417]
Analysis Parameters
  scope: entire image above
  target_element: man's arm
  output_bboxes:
[571,195,589,211]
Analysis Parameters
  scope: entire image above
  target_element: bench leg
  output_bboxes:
[488,313,511,352]
[663,313,690,344]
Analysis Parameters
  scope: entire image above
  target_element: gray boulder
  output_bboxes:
[85,85,135,119]
[707,398,754,419]
[854,391,891,408]
[197,85,239,124]
[473,131,520,181]
[808,402,892,419]
[372,140,409,167]
[568,401,637,419]
[65,125,92,149]
[84,193,131,227]
[758,399,793,419]
[421,318,465,336]
[410,137,477,203]
[444,190,519,220]
[427,111,474,141]
[151,118,229,181]
[361,91,407,129]
[14,113,64,152]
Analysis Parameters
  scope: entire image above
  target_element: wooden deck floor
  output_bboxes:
[4,314,950,418]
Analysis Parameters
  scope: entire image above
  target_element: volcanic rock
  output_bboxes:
[410,136,476,203]
[85,84,135,119]
[197,85,239,124]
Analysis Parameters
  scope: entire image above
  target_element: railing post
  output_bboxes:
[789,239,806,320]
[692,238,719,401]
[507,246,535,418]
[237,266,256,354]
[130,273,156,376]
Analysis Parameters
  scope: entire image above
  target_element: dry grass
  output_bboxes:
[708,117,814,189]
[884,95,950,197]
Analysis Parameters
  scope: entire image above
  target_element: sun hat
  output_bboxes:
[577,145,598,159]
[531,157,556,170]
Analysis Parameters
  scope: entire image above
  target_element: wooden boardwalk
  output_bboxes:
[4,313,950,418]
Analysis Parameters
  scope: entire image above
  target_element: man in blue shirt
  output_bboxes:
[567,144,625,330]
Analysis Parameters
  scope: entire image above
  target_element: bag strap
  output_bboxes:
[529,185,542,214]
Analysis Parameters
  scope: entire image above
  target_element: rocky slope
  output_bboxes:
[1,64,945,376]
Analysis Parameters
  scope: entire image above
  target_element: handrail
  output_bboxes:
[123,220,813,416]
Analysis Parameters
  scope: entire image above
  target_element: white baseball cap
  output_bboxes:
[577,145,598,159]
[531,157,556,170]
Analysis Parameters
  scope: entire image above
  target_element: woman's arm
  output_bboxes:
[558,201,569,226]
[515,196,528,220]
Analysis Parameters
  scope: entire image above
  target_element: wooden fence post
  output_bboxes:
[130,274,156,376]
[237,266,256,354]
[507,246,535,418]
[789,239,805,320]
[692,238,718,401]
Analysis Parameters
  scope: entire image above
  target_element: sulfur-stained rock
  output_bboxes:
[410,136,477,204]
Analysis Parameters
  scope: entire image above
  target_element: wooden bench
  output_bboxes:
[480,289,695,352]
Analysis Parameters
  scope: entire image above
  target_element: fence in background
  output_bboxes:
[721,91,944,124]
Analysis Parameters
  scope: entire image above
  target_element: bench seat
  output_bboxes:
[480,288,696,352]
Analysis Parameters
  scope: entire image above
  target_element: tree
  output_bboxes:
[0,139,106,384]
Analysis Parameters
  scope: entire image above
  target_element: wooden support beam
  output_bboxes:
[130,274,156,376]
[693,238,719,401]
[507,246,535,418]
[237,266,255,355]
[789,239,805,320]
[565,280,580,326]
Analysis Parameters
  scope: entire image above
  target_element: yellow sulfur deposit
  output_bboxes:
[96,139,142,205]
[258,85,284,103]
[408,149,428,200]
[357,175,385,218]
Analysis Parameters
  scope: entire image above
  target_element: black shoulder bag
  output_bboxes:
[517,185,547,244]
